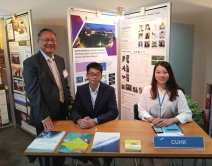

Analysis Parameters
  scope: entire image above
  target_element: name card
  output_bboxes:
[153,136,204,148]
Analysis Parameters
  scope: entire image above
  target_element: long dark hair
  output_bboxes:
[150,61,184,101]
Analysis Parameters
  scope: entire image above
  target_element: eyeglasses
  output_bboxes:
[88,73,102,77]
[39,38,57,43]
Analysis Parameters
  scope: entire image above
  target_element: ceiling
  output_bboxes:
[0,0,212,26]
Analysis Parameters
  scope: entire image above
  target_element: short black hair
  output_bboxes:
[37,28,56,38]
[86,62,103,73]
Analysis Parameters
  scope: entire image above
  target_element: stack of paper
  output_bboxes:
[27,131,66,152]
[58,132,93,153]
[91,132,120,152]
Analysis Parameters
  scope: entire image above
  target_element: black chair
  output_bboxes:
[134,104,140,120]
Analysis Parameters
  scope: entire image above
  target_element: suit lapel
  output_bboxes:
[84,84,94,111]
[94,82,103,110]
[37,52,57,86]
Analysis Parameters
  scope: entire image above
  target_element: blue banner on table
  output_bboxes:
[153,136,204,148]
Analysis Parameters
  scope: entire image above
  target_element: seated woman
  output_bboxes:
[138,61,192,166]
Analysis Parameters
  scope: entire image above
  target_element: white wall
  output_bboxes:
[172,9,212,108]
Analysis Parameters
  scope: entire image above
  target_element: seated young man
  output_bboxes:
[71,62,119,166]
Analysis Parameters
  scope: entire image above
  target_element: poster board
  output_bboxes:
[0,19,11,127]
[4,11,35,135]
[67,8,118,98]
[119,3,171,119]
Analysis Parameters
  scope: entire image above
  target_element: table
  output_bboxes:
[24,120,212,165]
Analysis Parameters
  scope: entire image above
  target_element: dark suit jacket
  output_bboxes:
[71,82,118,124]
[23,51,71,127]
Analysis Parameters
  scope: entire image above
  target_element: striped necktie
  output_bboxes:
[48,58,64,103]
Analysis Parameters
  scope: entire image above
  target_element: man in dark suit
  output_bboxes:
[71,62,119,166]
[23,28,72,166]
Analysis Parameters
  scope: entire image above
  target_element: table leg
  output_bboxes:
[202,159,206,166]
[41,157,46,166]
[49,157,53,166]
[193,159,197,166]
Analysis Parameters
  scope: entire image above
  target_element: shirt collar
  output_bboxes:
[40,50,55,61]
[89,82,100,93]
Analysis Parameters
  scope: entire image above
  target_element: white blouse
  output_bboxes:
[138,85,192,124]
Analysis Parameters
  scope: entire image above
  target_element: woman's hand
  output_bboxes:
[156,119,173,127]
[155,117,180,127]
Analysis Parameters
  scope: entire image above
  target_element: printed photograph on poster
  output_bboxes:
[138,41,143,48]
[159,40,165,47]
[0,90,9,125]
[151,56,165,65]
[12,14,30,41]
[6,23,15,40]
[144,41,150,48]
[13,79,24,94]
[132,87,138,93]
[126,84,132,91]
[10,52,20,64]
[0,49,5,68]
[102,74,107,84]
[145,32,150,39]
[152,41,157,48]
[138,25,144,32]
[26,98,31,115]
[153,23,158,31]
[139,87,143,94]
[126,55,129,63]
[126,74,129,82]
[152,32,157,39]
[11,65,23,79]
[138,33,143,40]
[14,93,27,113]
[75,61,114,86]
[145,24,151,31]
[159,31,165,38]
[73,23,115,48]
[19,45,32,65]
[0,68,7,85]
[21,112,29,123]
[159,22,166,30]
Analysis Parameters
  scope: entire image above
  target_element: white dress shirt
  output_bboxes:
[138,85,192,124]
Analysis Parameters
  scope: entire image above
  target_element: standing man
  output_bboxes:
[23,28,72,166]
[71,62,119,166]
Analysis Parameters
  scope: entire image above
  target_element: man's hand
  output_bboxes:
[42,117,54,130]
[77,117,96,129]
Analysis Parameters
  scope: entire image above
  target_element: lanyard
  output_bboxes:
[158,89,167,111]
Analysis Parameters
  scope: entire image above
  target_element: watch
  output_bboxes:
[94,118,98,125]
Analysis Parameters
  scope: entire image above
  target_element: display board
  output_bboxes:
[120,3,171,119]
[4,11,36,135]
[67,8,118,96]
[0,19,12,128]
